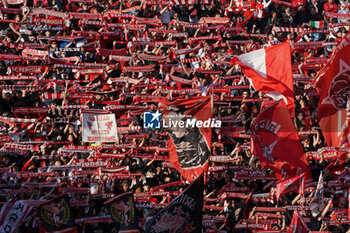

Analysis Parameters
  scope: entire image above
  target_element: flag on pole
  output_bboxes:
[314,32,350,151]
[160,96,213,182]
[250,100,312,182]
[233,42,295,116]
[286,211,310,233]
[309,172,324,217]
[275,173,305,202]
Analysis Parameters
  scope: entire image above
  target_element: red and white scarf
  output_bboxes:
[31,7,68,18]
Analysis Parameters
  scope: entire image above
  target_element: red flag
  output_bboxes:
[286,211,309,233]
[160,96,213,182]
[314,32,350,151]
[250,101,312,182]
[275,173,305,202]
[233,42,295,116]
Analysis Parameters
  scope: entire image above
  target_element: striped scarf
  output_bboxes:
[180,54,211,63]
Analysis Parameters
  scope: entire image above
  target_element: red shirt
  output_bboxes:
[323,2,338,13]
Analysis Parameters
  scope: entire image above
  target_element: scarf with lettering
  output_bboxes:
[37,35,80,42]
[5,0,26,5]
[175,20,206,28]
[174,43,203,56]
[123,64,155,73]
[199,17,230,24]
[98,48,127,56]
[292,41,338,49]
[31,8,68,18]
[0,54,21,61]
[1,85,40,91]
[166,74,195,85]
[138,53,167,62]
[148,28,178,34]
[69,12,102,20]
[22,48,48,58]
[103,10,134,19]
[325,11,350,20]
[29,17,66,26]
[4,143,40,152]
[180,54,211,63]
[134,17,162,26]
[188,35,222,45]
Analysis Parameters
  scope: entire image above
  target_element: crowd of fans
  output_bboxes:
[0,0,349,232]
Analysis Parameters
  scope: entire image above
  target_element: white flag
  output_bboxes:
[309,172,324,217]
[82,112,117,142]
[0,200,33,233]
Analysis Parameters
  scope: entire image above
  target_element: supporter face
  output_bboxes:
[50,102,57,109]
[310,8,317,15]
[297,112,303,121]
[67,134,74,142]
[242,91,249,98]
[143,184,150,191]
[122,182,129,191]
[173,13,178,20]
[4,93,12,102]
[54,160,62,166]
[14,14,20,22]
[68,126,75,135]
[285,7,291,14]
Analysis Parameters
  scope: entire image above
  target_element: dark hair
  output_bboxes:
[36,0,43,7]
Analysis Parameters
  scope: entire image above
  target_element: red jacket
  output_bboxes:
[323,2,338,13]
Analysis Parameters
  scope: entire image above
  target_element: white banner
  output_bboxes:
[82,113,117,142]
[0,200,33,233]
